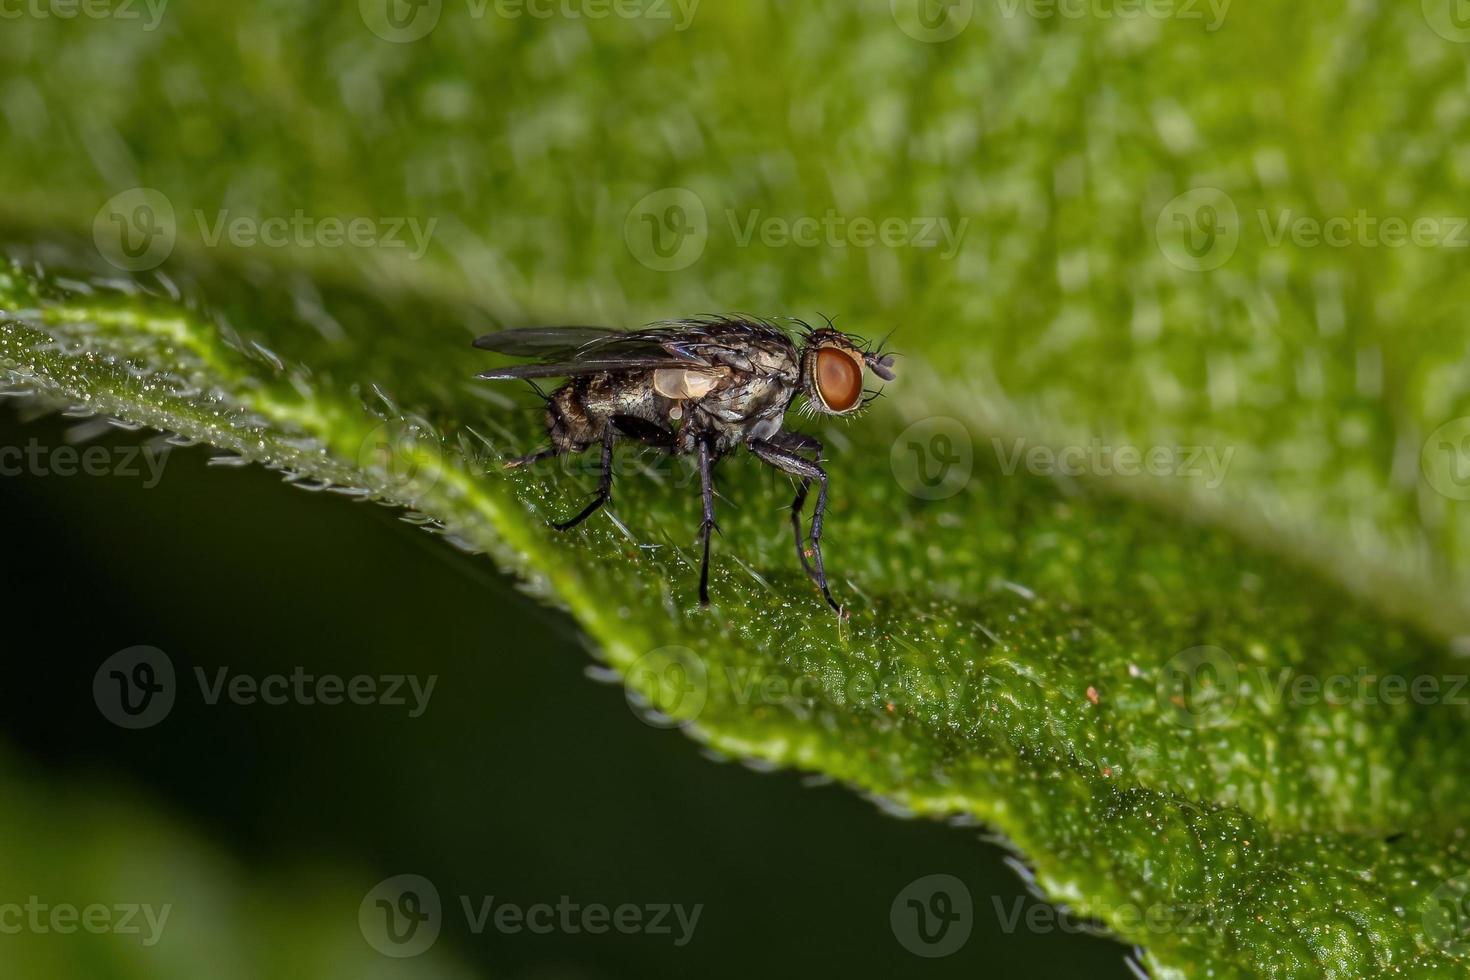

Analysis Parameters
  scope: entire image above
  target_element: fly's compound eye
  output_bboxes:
[814,346,864,413]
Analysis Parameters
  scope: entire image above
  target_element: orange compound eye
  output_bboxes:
[815,347,863,412]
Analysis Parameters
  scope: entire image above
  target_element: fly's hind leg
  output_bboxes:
[750,437,840,614]
[504,380,564,469]
[550,422,616,531]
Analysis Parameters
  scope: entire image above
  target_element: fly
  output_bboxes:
[473,315,896,614]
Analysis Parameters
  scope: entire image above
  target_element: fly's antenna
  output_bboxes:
[873,326,898,356]
[864,326,899,381]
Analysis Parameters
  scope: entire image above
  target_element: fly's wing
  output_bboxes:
[474,322,718,381]
[472,326,626,355]
[473,317,798,381]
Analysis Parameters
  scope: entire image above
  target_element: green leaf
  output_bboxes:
[5,236,1470,976]
[5,1,1470,975]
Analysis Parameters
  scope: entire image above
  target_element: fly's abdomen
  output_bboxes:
[545,380,599,452]
[546,372,668,451]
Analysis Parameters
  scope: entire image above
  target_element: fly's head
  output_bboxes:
[797,327,897,418]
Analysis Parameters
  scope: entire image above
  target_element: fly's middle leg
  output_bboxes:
[697,438,720,606]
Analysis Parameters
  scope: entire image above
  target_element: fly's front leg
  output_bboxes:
[697,438,720,606]
[749,438,839,614]
[552,422,615,530]
[771,431,823,584]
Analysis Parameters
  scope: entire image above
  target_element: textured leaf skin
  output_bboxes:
[4,244,1469,977]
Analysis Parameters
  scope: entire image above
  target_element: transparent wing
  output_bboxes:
[472,317,798,381]
[473,323,715,381]
[471,326,627,356]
